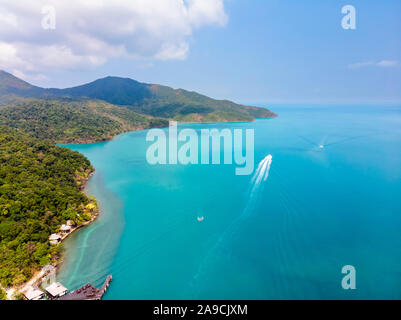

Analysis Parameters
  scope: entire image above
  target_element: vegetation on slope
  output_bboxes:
[0,128,97,287]
[0,71,43,99]
[133,84,277,121]
[54,77,277,121]
[0,287,6,300]
[0,71,277,123]
[0,99,168,144]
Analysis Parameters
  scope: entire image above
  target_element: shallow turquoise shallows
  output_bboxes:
[58,104,401,299]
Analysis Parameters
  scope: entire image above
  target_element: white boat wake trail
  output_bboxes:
[190,155,273,287]
[244,154,272,218]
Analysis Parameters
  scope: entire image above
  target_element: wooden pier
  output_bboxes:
[58,275,112,300]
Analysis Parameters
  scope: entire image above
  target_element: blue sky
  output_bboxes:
[1,0,400,103]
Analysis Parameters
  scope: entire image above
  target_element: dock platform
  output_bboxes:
[58,275,112,300]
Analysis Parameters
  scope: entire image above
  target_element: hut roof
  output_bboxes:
[60,224,72,231]
[46,282,67,297]
[49,234,61,241]
[24,286,44,300]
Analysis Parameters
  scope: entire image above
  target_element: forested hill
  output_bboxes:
[48,77,277,121]
[0,128,95,288]
[0,70,277,123]
[0,99,168,144]
[0,70,43,98]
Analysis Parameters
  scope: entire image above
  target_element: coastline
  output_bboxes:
[8,123,155,299]
[57,114,278,145]
[6,170,99,300]
[6,115,278,300]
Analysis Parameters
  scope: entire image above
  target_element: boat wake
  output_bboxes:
[252,154,273,183]
[190,155,273,289]
[244,154,272,219]
[219,154,273,238]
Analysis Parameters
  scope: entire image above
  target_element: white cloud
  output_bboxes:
[0,8,17,27]
[155,42,189,60]
[376,60,400,67]
[0,0,227,76]
[348,60,401,69]
[12,69,47,82]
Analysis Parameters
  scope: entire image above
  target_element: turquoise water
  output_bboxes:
[59,105,401,299]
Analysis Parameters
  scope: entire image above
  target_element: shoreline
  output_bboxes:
[58,115,278,145]
[6,170,99,300]
[7,115,278,299]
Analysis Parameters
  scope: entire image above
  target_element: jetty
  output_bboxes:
[58,275,112,301]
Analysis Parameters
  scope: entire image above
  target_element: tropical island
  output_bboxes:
[0,70,276,299]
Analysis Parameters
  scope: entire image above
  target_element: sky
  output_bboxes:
[0,0,400,103]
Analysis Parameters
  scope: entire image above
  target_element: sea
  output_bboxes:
[58,104,401,299]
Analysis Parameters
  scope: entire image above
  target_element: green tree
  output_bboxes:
[0,287,6,300]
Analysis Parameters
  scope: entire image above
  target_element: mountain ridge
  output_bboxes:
[0,70,277,122]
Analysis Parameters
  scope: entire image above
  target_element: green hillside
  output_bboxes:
[0,99,168,144]
[0,71,43,99]
[0,71,277,123]
[55,77,277,121]
[0,128,94,287]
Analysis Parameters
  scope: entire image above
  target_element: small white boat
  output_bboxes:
[197,216,204,222]
[319,145,324,149]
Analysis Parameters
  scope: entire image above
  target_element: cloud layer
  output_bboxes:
[0,0,227,78]
[348,60,401,69]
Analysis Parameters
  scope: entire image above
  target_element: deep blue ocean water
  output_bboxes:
[58,104,401,299]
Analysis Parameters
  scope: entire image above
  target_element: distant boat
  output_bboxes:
[319,145,324,149]
[197,216,204,222]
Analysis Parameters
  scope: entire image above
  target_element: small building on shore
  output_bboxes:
[24,286,44,300]
[46,282,68,299]
[60,224,72,233]
[49,234,61,245]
